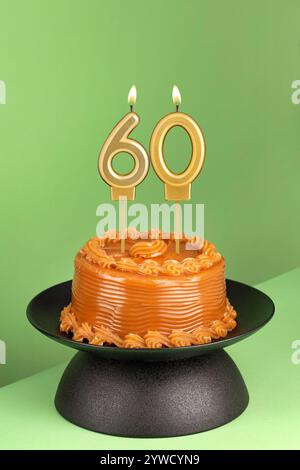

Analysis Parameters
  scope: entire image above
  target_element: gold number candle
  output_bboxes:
[98,85,149,201]
[150,86,206,253]
[149,86,206,201]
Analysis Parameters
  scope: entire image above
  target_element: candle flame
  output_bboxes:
[128,85,137,105]
[172,85,181,106]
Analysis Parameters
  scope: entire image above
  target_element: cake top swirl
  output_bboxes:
[78,229,222,276]
[129,239,168,258]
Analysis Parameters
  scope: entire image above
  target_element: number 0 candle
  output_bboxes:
[149,86,206,201]
[150,86,206,253]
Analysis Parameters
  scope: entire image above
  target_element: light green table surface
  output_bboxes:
[0,268,299,450]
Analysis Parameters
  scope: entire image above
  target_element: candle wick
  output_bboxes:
[130,105,133,112]
[176,105,179,112]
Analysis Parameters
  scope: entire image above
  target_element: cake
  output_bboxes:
[60,229,237,348]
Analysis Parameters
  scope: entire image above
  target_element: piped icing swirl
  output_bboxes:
[79,231,220,276]
[60,230,238,348]
[129,239,168,258]
[60,299,237,348]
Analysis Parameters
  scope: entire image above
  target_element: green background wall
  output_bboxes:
[0,0,299,386]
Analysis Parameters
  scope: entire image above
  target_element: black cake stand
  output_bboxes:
[27,279,274,437]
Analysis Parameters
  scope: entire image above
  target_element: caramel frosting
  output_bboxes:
[60,230,238,348]
[78,231,220,276]
[129,239,168,258]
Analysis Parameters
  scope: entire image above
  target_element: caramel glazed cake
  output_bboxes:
[60,229,237,349]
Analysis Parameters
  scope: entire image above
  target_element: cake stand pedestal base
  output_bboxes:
[55,349,249,437]
[28,279,274,437]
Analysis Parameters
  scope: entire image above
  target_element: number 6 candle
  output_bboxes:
[98,85,149,252]
[98,85,149,201]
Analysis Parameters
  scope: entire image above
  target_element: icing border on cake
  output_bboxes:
[79,229,222,276]
[60,299,237,349]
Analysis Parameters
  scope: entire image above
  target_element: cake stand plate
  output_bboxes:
[27,280,274,437]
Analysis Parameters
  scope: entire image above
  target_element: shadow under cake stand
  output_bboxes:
[27,279,274,438]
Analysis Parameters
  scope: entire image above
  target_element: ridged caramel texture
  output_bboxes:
[60,232,237,347]
[72,254,226,336]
